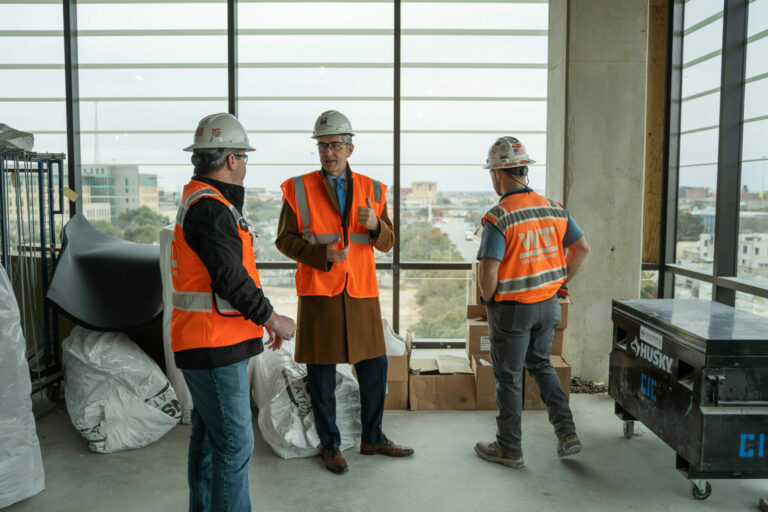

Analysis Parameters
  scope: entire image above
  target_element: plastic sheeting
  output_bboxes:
[47,214,163,331]
[0,123,34,151]
[249,345,362,459]
[158,225,193,423]
[0,265,44,508]
[62,326,182,453]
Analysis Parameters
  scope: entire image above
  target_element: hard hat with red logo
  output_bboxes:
[184,112,255,152]
[483,136,536,170]
[312,110,355,139]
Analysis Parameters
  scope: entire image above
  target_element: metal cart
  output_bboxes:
[609,298,768,500]
[1,149,66,408]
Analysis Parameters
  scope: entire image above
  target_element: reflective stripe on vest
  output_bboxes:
[483,190,568,303]
[281,170,385,297]
[496,266,568,295]
[177,188,243,230]
[485,204,568,233]
[291,175,377,245]
[172,291,240,314]
[170,180,264,352]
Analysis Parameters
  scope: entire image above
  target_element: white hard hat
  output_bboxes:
[312,110,355,139]
[483,136,536,170]
[184,113,255,152]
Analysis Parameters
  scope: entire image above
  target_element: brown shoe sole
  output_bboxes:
[360,446,414,457]
[325,463,349,474]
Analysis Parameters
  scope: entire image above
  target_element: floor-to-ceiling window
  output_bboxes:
[663,0,768,313]
[3,0,549,338]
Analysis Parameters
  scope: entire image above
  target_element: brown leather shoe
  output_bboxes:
[360,437,414,457]
[321,448,349,474]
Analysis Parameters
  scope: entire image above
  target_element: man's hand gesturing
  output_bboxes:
[326,237,350,263]
[357,198,380,231]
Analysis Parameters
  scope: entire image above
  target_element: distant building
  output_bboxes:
[691,206,716,233]
[698,233,715,262]
[741,185,761,201]
[158,189,181,221]
[680,186,710,199]
[737,234,768,274]
[410,182,438,204]
[81,165,159,221]
[139,173,159,212]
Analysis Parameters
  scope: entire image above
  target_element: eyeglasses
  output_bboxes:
[317,142,350,153]
[232,153,248,163]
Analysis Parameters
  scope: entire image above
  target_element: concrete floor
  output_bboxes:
[6,393,767,512]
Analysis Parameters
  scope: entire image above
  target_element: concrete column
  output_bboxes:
[546,0,649,381]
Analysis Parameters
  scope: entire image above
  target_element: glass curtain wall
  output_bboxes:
[674,0,723,279]
[75,0,228,238]
[735,0,768,316]
[0,1,67,155]
[399,1,548,338]
[0,1,67,253]
[665,0,768,314]
[10,0,549,338]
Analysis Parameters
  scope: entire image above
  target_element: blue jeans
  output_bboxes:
[486,296,575,456]
[181,359,254,512]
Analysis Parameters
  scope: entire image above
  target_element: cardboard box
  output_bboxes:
[409,356,476,410]
[557,296,570,329]
[471,354,496,410]
[551,328,564,356]
[466,318,490,357]
[353,330,412,409]
[523,355,571,410]
[383,380,408,409]
[467,303,487,320]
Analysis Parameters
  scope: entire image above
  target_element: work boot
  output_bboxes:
[321,448,349,474]
[557,433,582,457]
[474,441,524,468]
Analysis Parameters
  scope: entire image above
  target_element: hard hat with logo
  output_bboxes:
[483,136,536,170]
[184,112,255,152]
[312,110,355,139]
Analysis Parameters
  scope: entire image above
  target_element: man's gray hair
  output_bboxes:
[191,148,230,176]
[341,134,353,144]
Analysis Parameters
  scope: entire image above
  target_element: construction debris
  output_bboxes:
[570,376,607,394]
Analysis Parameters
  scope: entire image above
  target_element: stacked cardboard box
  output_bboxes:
[355,331,411,409]
[466,262,573,410]
[384,353,410,410]
[470,353,496,409]
[408,355,476,410]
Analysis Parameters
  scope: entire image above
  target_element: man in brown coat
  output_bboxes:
[276,110,414,474]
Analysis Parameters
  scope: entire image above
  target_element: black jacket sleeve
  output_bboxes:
[183,198,273,326]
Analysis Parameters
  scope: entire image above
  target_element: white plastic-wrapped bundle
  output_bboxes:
[0,265,45,508]
[383,319,406,356]
[62,327,182,453]
[249,345,362,459]
[159,225,193,423]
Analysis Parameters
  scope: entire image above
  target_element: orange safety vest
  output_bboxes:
[481,190,568,303]
[280,170,386,298]
[170,180,264,352]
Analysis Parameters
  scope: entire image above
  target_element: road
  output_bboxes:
[437,219,480,261]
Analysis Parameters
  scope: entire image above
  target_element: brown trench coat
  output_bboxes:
[275,167,394,365]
